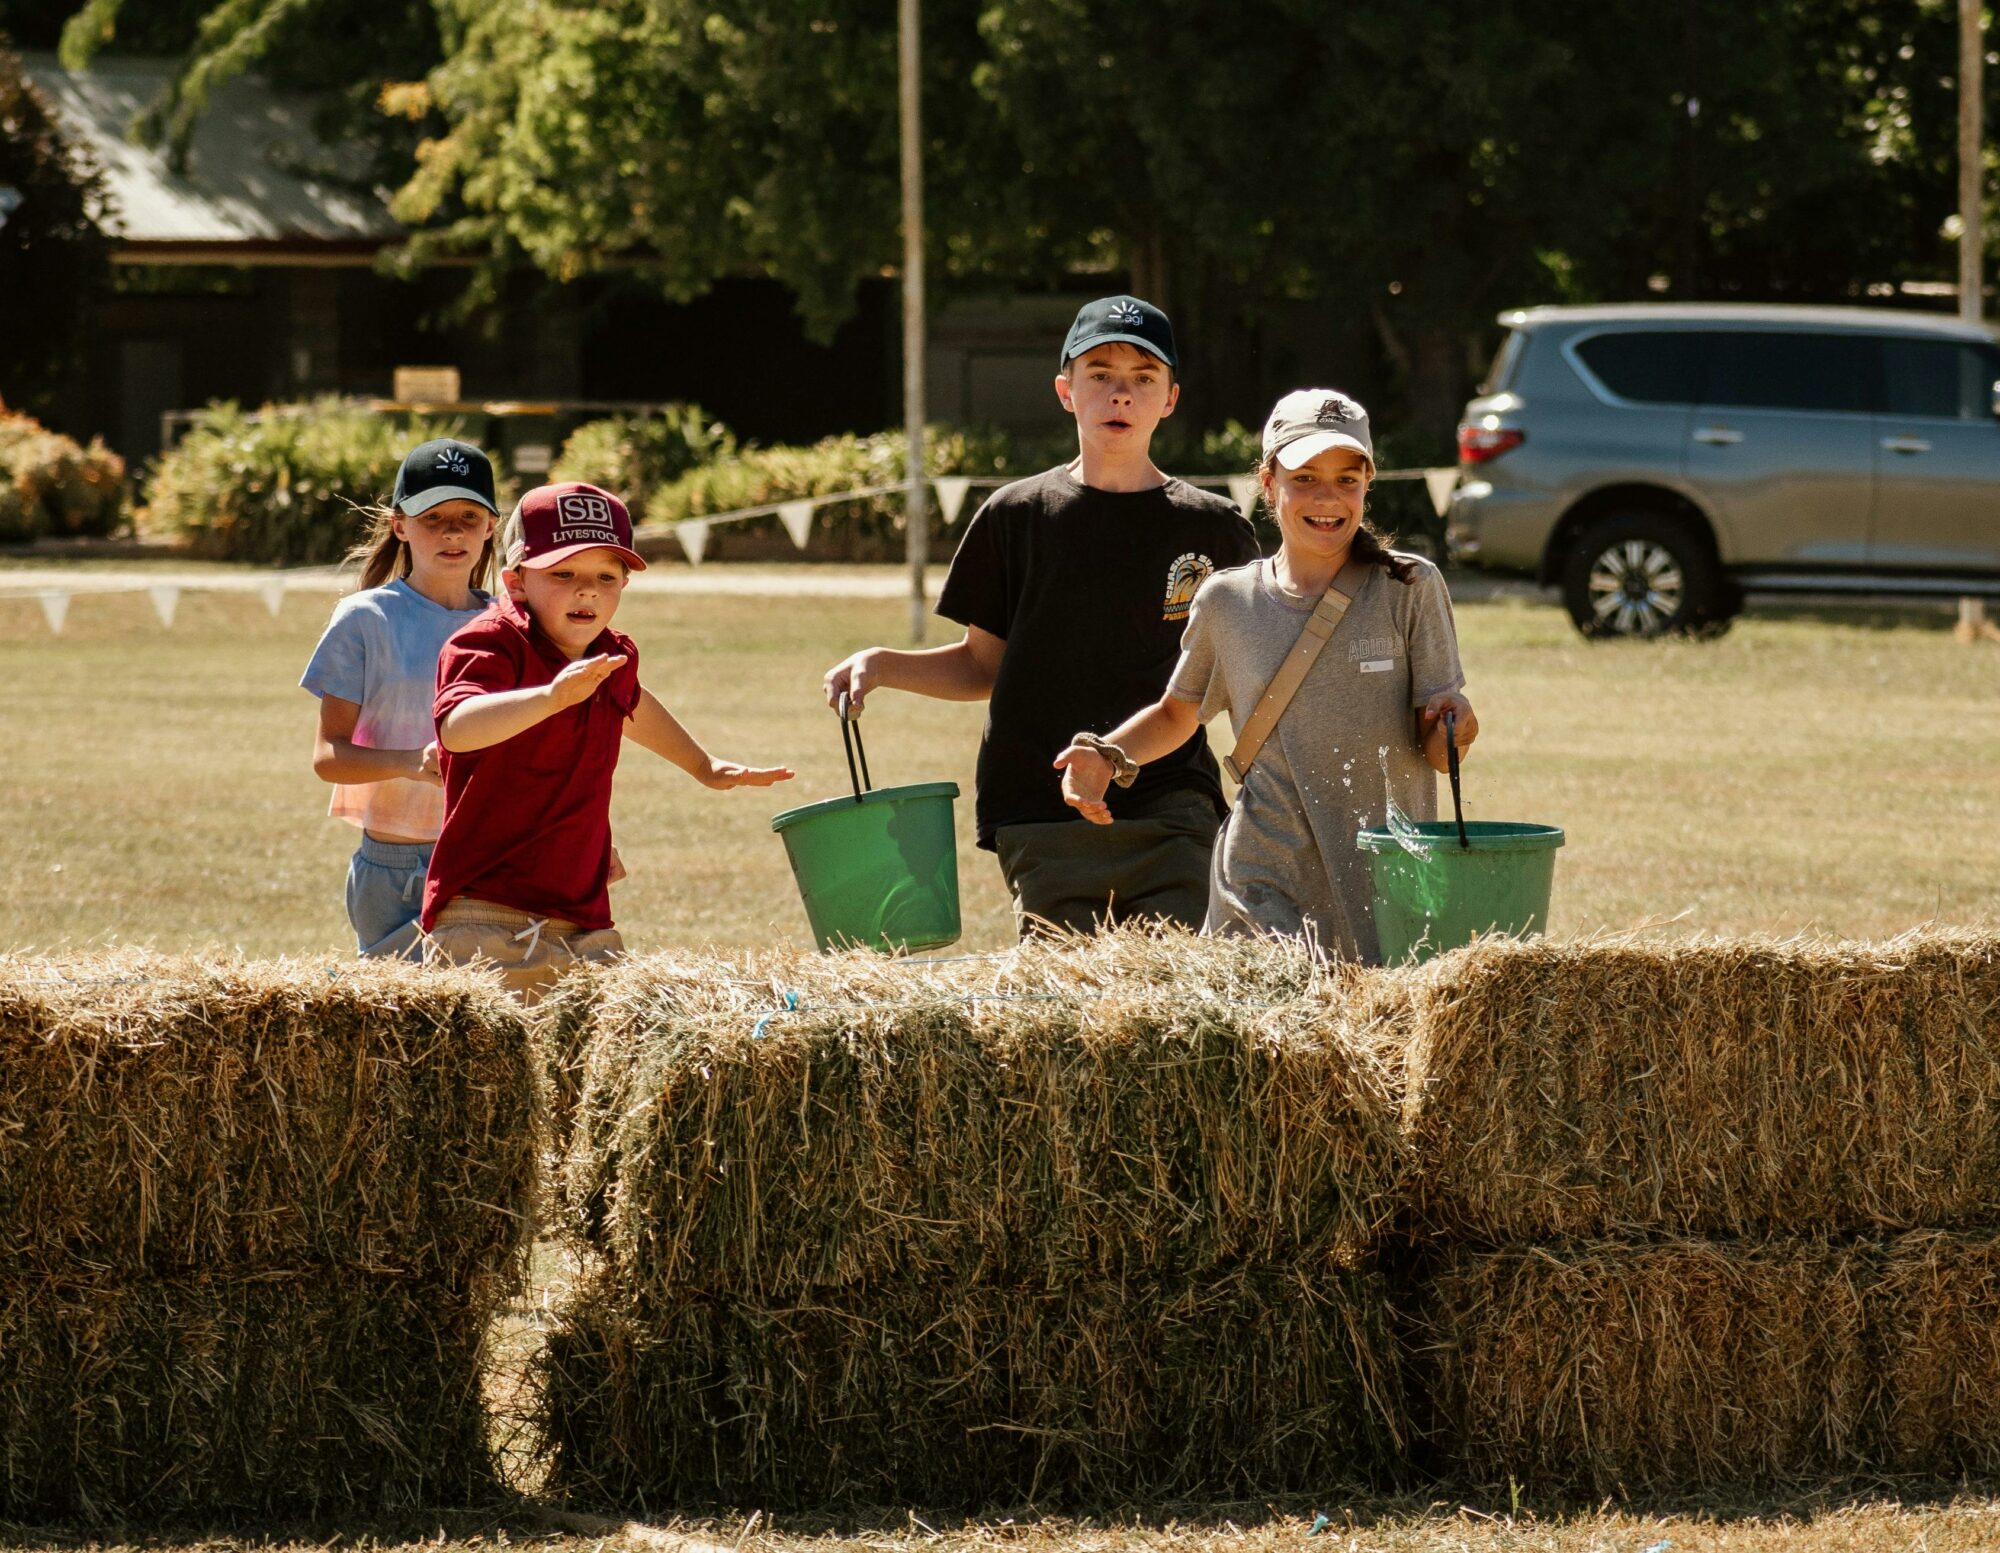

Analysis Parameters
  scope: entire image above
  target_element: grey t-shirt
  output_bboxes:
[1168,554,1465,962]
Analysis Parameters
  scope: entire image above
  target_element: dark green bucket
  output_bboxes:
[1354,820,1565,964]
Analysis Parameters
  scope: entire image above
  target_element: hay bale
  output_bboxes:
[534,962,615,1156]
[0,952,539,1278]
[1417,1238,1874,1493]
[1872,1229,2000,1474]
[535,1264,1405,1508]
[0,1269,506,1519]
[1401,932,2000,1242]
[560,930,1402,1296]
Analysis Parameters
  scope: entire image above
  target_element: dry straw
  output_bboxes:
[1418,1228,2000,1493]
[535,1264,1406,1508]
[0,1270,502,1519]
[1399,931,2000,1243]
[1872,1228,2000,1474]
[554,929,1405,1296]
[0,951,540,1519]
[0,951,540,1276]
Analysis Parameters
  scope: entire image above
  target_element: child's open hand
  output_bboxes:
[1055,743,1115,826]
[547,653,628,710]
[700,758,796,791]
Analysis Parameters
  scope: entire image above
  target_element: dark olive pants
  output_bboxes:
[991,787,1221,938]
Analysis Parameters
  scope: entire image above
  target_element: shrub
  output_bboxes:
[141,399,487,565]
[0,408,125,543]
[549,406,736,508]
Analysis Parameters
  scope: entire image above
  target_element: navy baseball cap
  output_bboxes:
[1060,295,1178,371]
[393,438,499,518]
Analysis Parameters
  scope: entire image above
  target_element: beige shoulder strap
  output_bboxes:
[1222,558,1369,784]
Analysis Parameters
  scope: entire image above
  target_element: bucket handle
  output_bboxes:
[1444,708,1469,850]
[837,692,873,802]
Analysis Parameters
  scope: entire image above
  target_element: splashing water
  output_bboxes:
[1379,748,1433,862]
[1377,747,1448,925]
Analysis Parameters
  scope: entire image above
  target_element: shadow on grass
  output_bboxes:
[21,1476,2000,1551]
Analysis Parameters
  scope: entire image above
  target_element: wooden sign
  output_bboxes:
[392,366,461,404]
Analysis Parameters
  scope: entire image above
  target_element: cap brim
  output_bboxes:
[518,541,648,572]
[1063,331,1176,370]
[398,485,499,517]
[1274,432,1374,471]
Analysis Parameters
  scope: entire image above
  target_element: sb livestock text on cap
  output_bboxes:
[393,438,499,517]
[1060,295,1178,371]
[507,482,648,571]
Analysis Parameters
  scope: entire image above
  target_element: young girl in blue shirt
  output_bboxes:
[299,438,501,957]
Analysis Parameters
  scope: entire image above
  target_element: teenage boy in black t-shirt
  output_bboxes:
[822,295,1259,936]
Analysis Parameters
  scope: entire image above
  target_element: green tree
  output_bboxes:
[45,0,1985,444]
[0,37,110,422]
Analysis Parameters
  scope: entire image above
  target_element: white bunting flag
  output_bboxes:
[676,520,711,566]
[259,577,287,617]
[37,590,69,636]
[1226,475,1261,519]
[1423,466,1460,520]
[777,499,815,550]
[933,476,973,525]
[149,584,181,629]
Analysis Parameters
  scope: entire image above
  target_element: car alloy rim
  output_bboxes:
[1587,539,1684,634]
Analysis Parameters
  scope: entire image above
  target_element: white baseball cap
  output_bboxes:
[1261,389,1375,471]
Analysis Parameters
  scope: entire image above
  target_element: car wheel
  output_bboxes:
[1560,513,1727,639]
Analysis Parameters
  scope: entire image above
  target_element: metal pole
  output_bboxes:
[899,0,928,644]
[1961,0,1991,639]
[1963,0,1984,324]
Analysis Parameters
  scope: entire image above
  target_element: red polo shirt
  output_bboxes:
[421,594,640,931]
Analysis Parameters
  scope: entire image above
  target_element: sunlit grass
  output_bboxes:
[0,579,1992,954]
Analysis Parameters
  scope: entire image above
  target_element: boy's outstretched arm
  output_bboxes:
[440,653,628,752]
[823,625,1005,712]
[625,688,794,789]
[1054,694,1203,825]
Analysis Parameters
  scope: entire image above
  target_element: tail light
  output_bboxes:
[1457,422,1525,465]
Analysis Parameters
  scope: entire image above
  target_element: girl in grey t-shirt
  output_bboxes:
[1056,389,1479,961]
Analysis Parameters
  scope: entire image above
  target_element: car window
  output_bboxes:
[1879,337,2000,420]
[1571,331,1707,404]
[1479,330,1526,394]
[1702,331,1873,414]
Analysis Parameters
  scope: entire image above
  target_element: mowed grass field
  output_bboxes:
[4,568,2000,1553]
[0,570,1992,955]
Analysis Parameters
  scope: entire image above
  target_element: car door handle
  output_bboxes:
[1693,427,1743,445]
[1880,435,1932,454]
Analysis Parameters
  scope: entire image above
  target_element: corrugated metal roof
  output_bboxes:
[21,51,401,246]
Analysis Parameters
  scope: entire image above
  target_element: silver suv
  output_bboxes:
[1448,303,2000,636]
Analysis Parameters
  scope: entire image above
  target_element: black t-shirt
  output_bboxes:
[937,466,1262,848]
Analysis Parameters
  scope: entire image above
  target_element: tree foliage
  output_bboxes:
[44,0,1986,435]
[0,37,110,421]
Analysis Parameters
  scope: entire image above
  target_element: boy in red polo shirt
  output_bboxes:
[421,481,792,999]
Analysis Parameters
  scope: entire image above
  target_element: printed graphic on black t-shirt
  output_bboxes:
[936,466,1261,848]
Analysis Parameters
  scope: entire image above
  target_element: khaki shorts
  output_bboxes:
[424,897,625,1004]
[992,786,1220,939]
